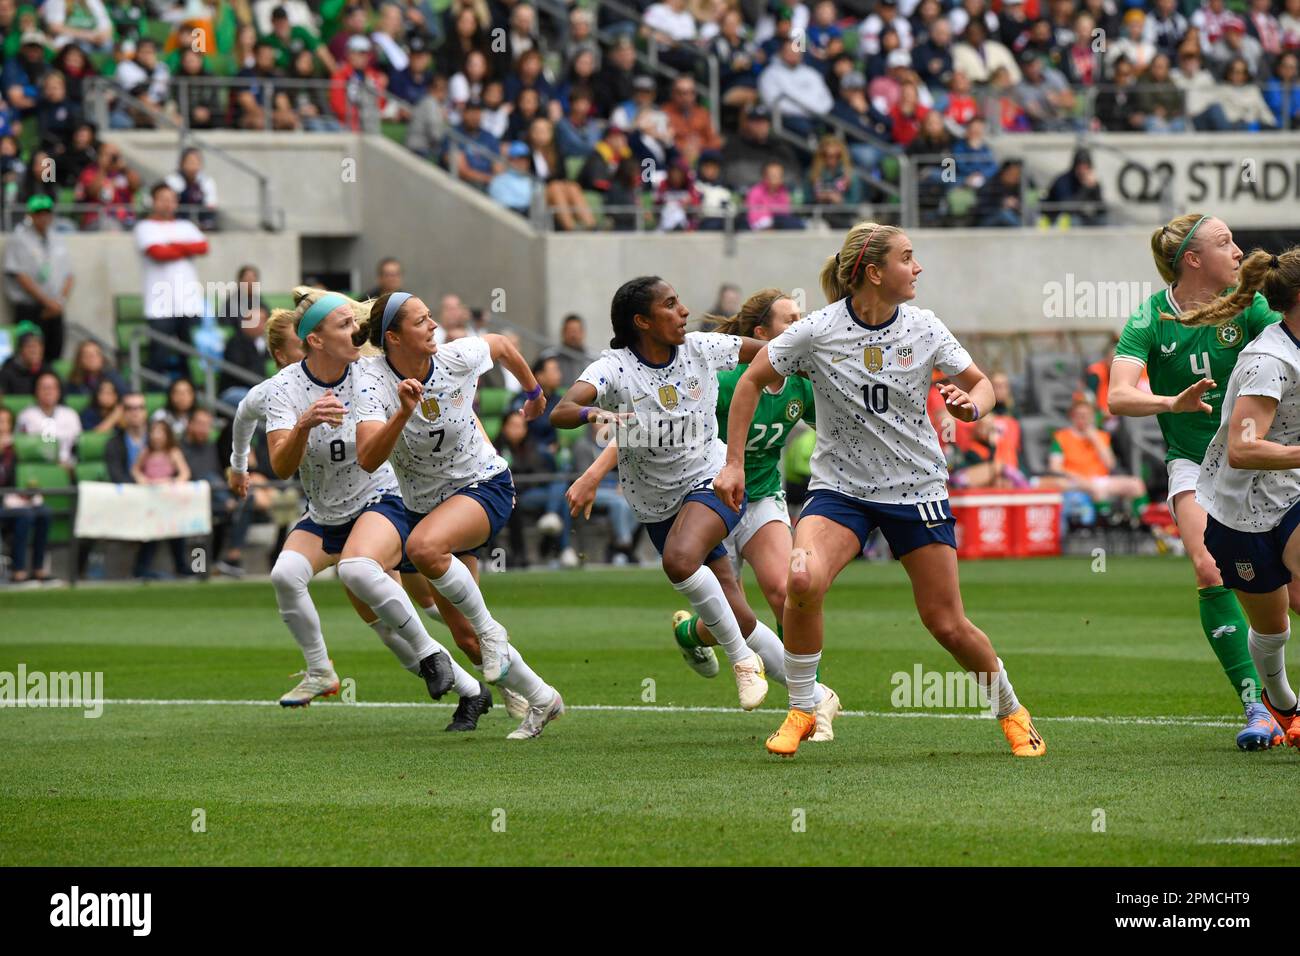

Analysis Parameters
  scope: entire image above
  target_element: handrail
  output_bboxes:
[122,323,246,418]
[2,201,255,232]
[84,76,283,231]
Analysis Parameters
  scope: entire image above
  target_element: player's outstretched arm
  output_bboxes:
[716,345,779,510]
[1226,394,1300,471]
[484,333,545,421]
[567,436,618,519]
[736,335,767,364]
[551,381,630,430]
[355,379,420,472]
[1109,358,1213,417]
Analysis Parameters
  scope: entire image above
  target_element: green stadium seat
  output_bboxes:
[77,431,111,462]
[144,392,167,416]
[2,394,35,415]
[381,120,408,145]
[74,460,110,482]
[13,433,58,463]
[117,322,146,354]
[143,19,172,45]
[51,358,72,380]
[115,294,146,324]
[565,155,584,181]
[480,415,503,442]
[558,425,582,449]
[265,357,279,377]
[478,387,511,416]
[261,293,296,312]
[15,461,70,495]
[64,393,89,413]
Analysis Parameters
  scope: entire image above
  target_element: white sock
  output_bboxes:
[494,646,552,706]
[337,557,439,661]
[786,650,820,712]
[671,566,750,664]
[270,550,330,671]
[989,658,1020,719]
[429,556,501,636]
[745,620,787,684]
[369,620,421,674]
[1249,627,1297,712]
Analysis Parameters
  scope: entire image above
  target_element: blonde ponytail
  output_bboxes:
[820,221,902,305]
[709,287,787,336]
[1177,247,1300,327]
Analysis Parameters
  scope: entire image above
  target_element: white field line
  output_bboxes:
[1203,837,1297,846]
[46,698,1246,729]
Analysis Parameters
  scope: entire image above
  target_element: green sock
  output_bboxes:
[675,613,703,649]
[1198,585,1261,705]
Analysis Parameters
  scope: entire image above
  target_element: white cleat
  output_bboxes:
[479,624,510,683]
[279,666,340,707]
[733,653,768,711]
[506,689,565,739]
[672,610,718,678]
[809,685,842,742]
[500,686,530,720]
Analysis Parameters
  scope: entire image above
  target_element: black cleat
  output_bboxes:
[445,682,493,731]
[418,651,455,700]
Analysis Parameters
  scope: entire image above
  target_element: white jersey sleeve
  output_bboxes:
[689,331,742,373]
[766,314,815,377]
[932,318,973,377]
[264,361,399,526]
[230,377,274,472]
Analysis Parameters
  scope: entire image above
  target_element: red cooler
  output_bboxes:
[950,489,1063,560]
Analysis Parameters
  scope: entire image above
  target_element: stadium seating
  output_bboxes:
[478,388,511,416]
[13,434,58,464]
[76,432,111,463]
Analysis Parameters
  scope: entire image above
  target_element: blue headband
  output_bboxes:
[381,292,413,341]
[298,293,351,341]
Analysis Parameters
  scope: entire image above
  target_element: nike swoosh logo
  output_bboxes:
[831,354,852,364]
[1268,668,1285,678]
[631,394,647,402]
[925,521,944,528]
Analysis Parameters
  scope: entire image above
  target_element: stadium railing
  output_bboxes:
[1,201,258,233]
[83,77,286,231]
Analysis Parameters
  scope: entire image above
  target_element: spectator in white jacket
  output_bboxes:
[43,0,113,52]
[759,38,832,138]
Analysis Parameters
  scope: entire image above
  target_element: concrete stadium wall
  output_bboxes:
[0,230,301,346]
[542,226,1159,340]
[354,137,546,334]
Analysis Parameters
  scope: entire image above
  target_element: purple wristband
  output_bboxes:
[970,402,980,422]
[580,406,592,423]
[525,384,543,401]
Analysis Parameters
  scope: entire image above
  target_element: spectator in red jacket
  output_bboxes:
[74,141,140,231]
[331,34,388,129]
[133,182,209,378]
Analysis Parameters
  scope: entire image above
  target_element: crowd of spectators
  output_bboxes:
[0,0,1286,234]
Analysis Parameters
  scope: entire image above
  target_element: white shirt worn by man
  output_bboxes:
[642,3,698,42]
[354,343,507,515]
[758,59,834,117]
[16,404,82,465]
[578,331,741,523]
[765,299,972,506]
[264,359,399,525]
[133,215,205,319]
[1197,322,1300,533]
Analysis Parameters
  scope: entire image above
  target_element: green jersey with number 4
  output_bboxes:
[716,363,816,501]
[1115,290,1279,464]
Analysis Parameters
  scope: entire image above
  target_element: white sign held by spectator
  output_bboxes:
[75,481,212,541]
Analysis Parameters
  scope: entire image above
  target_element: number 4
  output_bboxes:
[1190,352,1211,379]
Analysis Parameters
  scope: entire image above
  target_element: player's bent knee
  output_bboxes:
[270,550,313,595]
[660,550,701,583]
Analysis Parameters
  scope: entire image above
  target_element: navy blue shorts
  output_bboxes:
[645,484,747,565]
[799,490,956,558]
[293,494,410,556]
[1204,501,1300,594]
[404,468,517,558]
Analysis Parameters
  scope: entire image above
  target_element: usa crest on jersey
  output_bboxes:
[686,376,703,401]
[896,345,914,369]
[1236,560,1255,582]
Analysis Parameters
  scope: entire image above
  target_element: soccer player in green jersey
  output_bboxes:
[1110,212,1288,750]
[565,288,841,740]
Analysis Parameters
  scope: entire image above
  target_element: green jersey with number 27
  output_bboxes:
[716,363,816,501]
[1114,290,1279,464]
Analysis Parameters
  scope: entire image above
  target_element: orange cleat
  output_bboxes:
[766,708,817,757]
[999,705,1047,757]
[1261,690,1300,748]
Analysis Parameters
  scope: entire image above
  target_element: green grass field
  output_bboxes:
[1,555,1297,866]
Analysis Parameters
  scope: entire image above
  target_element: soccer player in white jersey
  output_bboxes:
[715,222,1045,758]
[563,286,841,737]
[262,291,491,724]
[553,276,795,716]
[227,295,518,726]
[353,291,564,740]
[1190,247,1300,749]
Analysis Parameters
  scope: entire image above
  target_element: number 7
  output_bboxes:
[428,429,445,451]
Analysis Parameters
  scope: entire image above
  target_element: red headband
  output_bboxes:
[848,225,881,283]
